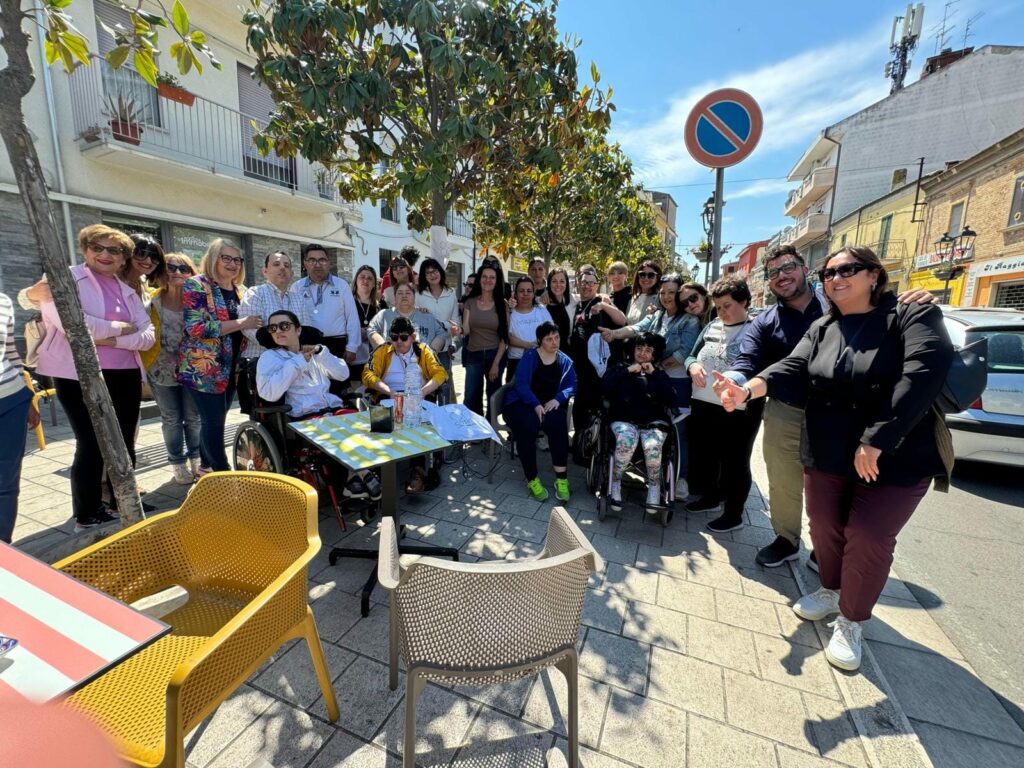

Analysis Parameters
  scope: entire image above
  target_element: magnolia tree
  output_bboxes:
[242,0,586,263]
[0,0,217,538]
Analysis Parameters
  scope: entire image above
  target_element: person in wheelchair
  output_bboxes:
[600,332,677,513]
[361,316,448,493]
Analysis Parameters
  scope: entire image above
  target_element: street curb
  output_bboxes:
[787,559,935,768]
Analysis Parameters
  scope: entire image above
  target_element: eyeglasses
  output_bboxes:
[305,257,329,266]
[87,242,127,257]
[637,271,658,279]
[820,262,871,282]
[682,293,702,306]
[132,252,160,263]
[166,264,193,274]
[267,321,295,333]
[464,282,473,287]
[389,332,411,342]
[765,261,801,280]
[579,278,598,286]
[219,253,244,266]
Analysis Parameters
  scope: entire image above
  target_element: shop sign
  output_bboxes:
[511,256,528,273]
[914,244,974,270]
[962,254,1024,304]
[171,225,238,264]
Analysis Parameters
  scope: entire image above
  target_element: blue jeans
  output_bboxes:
[150,381,201,466]
[0,386,31,543]
[463,348,503,420]
[185,380,235,471]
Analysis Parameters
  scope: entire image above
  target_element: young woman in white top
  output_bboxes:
[506,277,553,383]
[415,257,461,401]
[626,260,663,324]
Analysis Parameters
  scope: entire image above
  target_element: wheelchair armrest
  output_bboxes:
[254,403,292,416]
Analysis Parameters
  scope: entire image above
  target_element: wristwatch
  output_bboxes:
[741,384,753,403]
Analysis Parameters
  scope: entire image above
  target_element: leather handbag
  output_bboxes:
[935,336,988,414]
[23,314,46,368]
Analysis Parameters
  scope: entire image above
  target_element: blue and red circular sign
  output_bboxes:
[684,88,763,168]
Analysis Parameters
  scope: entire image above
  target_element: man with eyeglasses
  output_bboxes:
[238,251,295,414]
[290,243,361,397]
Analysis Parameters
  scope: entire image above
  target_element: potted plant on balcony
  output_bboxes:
[105,94,144,145]
[156,72,195,107]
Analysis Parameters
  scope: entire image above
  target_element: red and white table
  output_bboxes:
[0,542,169,702]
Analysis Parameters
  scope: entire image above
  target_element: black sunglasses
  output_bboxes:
[166,264,193,274]
[267,321,295,333]
[820,262,871,282]
[637,271,658,279]
[389,332,412,342]
[682,293,702,306]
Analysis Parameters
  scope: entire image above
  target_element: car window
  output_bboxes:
[967,330,1024,374]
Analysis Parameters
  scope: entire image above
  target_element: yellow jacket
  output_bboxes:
[363,342,447,393]
[139,288,161,370]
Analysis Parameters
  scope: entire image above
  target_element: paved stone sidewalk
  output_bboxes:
[11,390,1024,767]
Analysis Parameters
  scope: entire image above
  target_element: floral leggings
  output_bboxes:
[611,422,666,487]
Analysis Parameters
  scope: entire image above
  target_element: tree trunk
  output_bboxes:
[430,188,451,267]
[0,6,144,531]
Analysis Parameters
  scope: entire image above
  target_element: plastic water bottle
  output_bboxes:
[404,360,422,428]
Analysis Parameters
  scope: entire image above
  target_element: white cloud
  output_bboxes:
[612,19,893,188]
[728,178,793,200]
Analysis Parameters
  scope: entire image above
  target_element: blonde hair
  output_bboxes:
[158,252,198,295]
[608,260,628,275]
[77,224,133,257]
[199,237,245,287]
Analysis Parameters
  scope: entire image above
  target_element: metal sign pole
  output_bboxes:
[711,167,724,283]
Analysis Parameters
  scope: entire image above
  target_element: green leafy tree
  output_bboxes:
[242,0,584,259]
[0,1,217,539]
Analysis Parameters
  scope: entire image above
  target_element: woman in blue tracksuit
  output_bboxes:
[501,321,576,503]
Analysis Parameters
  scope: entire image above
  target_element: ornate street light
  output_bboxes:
[701,195,715,240]
[933,226,977,304]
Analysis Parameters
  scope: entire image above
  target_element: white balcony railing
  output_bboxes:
[782,212,829,247]
[784,166,836,217]
[65,60,345,207]
[445,209,473,239]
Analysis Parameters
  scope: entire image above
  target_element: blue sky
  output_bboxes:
[555,0,1024,268]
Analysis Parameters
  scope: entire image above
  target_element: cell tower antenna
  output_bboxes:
[931,0,959,53]
[886,4,926,94]
[962,11,984,49]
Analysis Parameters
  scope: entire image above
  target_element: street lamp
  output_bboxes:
[701,195,715,240]
[934,226,977,305]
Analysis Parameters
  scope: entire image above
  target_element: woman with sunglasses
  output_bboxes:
[178,238,261,472]
[680,282,713,327]
[34,224,155,530]
[120,234,166,303]
[382,255,415,307]
[627,260,662,324]
[145,253,202,484]
[712,247,954,672]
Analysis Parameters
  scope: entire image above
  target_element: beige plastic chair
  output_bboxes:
[378,507,602,768]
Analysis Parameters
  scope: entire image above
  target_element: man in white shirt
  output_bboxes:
[291,244,361,396]
[238,250,295,413]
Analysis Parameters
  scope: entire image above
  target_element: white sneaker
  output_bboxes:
[792,587,841,621]
[608,480,623,512]
[189,457,203,476]
[826,615,863,671]
[674,477,689,501]
[171,464,194,485]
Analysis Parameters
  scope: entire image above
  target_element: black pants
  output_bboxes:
[570,359,601,434]
[55,368,142,521]
[502,400,569,479]
[236,357,257,415]
[687,398,765,520]
[321,335,350,398]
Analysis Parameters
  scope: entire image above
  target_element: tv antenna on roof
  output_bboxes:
[885,4,926,94]
[962,11,984,50]
[930,0,958,53]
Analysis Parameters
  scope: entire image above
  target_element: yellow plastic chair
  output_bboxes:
[55,471,340,768]
[22,370,56,450]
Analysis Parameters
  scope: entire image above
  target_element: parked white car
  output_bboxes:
[940,307,1024,467]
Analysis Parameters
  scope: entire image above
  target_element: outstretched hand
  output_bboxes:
[711,371,745,412]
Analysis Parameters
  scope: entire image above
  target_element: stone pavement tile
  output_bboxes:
[910,718,1024,768]
[687,615,760,676]
[655,574,717,620]
[494,495,545,519]
[185,685,277,767]
[801,693,869,768]
[579,628,650,695]
[14,513,71,540]
[252,639,356,713]
[12,526,70,557]
[621,600,687,653]
[571,506,621,538]
[600,690,687,768]
[399,493,442,517]
[373,682,480,766]
[647,646,725,720]
[687,715,779,768]
[870,643,1024,747]
[453,706,554,768]
[416,519,477,550]
[206,700,333,768]
[863,596,965,659]
[686,554,745,593]
[25,473,72,493]
[714,588,787,638]
[423,497,479,523]
[520,669,610,748]
[448,675,535,718]
[582,588,628,634]
[602,562,659,604]
[775,603,822,649]
[569,744,635,768]
[307,730,398,768]
[878,575,917,602]
[662,528,759,568]
[462,508,510,534]
[309,582,366,643]
[634,543,690,580]
[724,669,818,753]
[458,488,502,511]
[589,533,638,566]
[494,478,535,499]
[333,658,406,740]
[502,514,549,543]
[753,634,839,700]
[731,525,779,548]
[614,518,666,548]
[311,555,376,594]
[776,746,857,768]
[392,511,438,536]
[337,606,393,664]
[739,566,802,605]
[463,531,518,559]
[19,456,66,479]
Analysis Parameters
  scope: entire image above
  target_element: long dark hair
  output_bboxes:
[682,281,712,328]
[124,233,166,289]
[466,265,509,343]
[417,257,448,293]
[546,267,571,306]
[822,246,889,320]
[352,264,379,308]
[631,260,662,298]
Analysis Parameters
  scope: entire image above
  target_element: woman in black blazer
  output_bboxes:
[713,246,953,672]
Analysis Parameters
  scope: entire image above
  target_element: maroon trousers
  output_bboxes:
[803,468,930,622]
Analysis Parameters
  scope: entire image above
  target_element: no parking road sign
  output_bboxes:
[684,88,763,168]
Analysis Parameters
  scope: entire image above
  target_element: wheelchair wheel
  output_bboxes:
[233,423,284,474]
[595,455,611,521]
[586,452,600,494]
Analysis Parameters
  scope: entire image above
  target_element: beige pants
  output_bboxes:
[763,399,805,545]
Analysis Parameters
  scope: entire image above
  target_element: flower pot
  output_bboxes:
[157,82,196,107]
[110,120,143,145]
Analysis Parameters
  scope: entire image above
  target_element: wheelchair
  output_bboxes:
[232,328,379,531]
[584,401,680,528]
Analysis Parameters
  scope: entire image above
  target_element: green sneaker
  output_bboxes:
[554,478,570,502]
[527,477,549,501]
